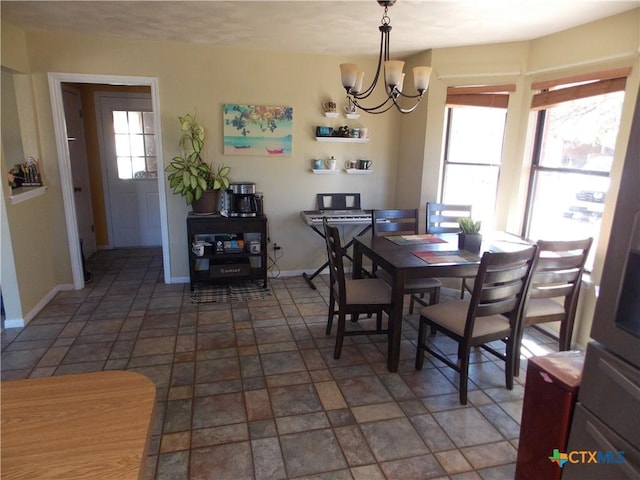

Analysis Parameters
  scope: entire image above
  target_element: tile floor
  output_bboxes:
[1,248,562,480]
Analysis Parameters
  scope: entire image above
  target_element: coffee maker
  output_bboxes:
[222,182,262,217]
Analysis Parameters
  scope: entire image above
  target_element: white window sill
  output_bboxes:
[10,185,47,205]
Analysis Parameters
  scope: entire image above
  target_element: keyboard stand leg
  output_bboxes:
[302,223,373,289]
[302,264,326,290]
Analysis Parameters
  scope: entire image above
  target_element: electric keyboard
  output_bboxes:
[301,210,372,226]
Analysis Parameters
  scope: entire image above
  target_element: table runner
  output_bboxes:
[385,234,447,245]
[413,250,479,264]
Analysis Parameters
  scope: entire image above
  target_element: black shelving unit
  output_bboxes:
[187,214,268,290]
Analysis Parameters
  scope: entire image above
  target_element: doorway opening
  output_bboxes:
[48,73,170,289]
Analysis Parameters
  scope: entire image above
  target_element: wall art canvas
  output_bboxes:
[223,104,293,156]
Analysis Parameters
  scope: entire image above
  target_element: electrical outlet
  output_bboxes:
[273,243,282,251]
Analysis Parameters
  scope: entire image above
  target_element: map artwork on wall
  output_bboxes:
[223,104,293,156]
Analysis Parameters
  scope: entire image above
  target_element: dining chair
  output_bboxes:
[514,237,593,373]
[371,209,442,313]
[415,245,538,405]
[323,218,393,359]
[426,202,473,298]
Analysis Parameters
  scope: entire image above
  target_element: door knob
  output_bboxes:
[74,187,82,192]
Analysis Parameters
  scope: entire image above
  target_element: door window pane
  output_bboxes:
[112,110,157,179]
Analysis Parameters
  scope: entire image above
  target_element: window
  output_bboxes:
[441,105,506,230]
[113,110,157,179]
[525,70,628,269]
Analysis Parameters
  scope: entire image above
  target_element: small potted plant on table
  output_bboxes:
[458,217,482,253]
[166,113,230,213]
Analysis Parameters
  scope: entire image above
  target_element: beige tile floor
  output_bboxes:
[1,247,562,480]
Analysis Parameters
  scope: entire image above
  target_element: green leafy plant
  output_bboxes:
[165,113,230,205]
[458,217,482,234]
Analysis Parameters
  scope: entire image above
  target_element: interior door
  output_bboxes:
[62,85,96,258]
[96,92,160,247]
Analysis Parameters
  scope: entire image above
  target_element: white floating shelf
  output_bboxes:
[345,113,360,120]
[345,169,373,175]
[10,185,48,204]
[323,112,339,118]
[315,137,369,143]
[311,169,340,174]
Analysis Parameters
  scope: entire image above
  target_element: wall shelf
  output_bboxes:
[311,169,340,174]
[10,185,47,205]
[315,137,369,143]
[345,169,373,175]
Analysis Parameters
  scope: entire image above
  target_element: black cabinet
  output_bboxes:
[187,214,268,290]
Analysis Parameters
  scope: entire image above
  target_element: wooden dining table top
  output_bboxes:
[1,370,156,480]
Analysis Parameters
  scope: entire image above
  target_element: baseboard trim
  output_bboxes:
[8,283,75,328]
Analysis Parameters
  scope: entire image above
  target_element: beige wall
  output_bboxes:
[2,8,639,338]
[13,31,399,280]
[2,22,68,321]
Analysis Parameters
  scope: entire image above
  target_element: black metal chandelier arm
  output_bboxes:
[352,27,389,99]
[351,96,398,114]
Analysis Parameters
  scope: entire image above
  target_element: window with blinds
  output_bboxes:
[440,84,514,230]
[524,68,629,270]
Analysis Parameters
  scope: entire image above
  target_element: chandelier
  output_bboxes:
[340,0,432,114]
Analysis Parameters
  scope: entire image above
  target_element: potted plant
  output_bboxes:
[458,217,482,252]
[165,113,230,213]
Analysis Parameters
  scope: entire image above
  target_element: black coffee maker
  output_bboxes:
[227,182,261,217]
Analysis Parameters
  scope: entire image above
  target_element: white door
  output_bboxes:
[96,92,160,247]
[63,85,96,258]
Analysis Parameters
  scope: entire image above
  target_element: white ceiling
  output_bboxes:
[2,1,638,56]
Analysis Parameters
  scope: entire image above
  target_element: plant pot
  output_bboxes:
[458,233,482,253]
[191,190,220,213]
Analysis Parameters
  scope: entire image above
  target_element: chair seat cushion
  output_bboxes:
[419,301,511,338]
[526,297,565,317]
[376,269,441,292]
[344,278,392,305]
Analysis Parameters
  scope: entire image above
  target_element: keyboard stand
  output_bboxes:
[302,221,372,289]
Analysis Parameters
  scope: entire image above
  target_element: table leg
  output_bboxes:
[387,269,406,372]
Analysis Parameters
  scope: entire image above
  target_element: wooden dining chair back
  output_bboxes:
[426,203,473,234]
[372,208,420,237]
[415,245,538,404]
[323,218,393,359]
[371,209,442,313]
[519,237,593,355]
[426,203,474,298]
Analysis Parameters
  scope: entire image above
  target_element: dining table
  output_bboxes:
[1,370,157,480]
[352,231,530,372]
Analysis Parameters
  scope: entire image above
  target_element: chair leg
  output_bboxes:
[376,311,383,331]
[409,295,415,314]
[505,338,515,391]
[334,313,346,359]
[459,344,471,405]
[415,316,428,370]
[559,318,574,351]
[430,287,440,306]
[460,279,466,299]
